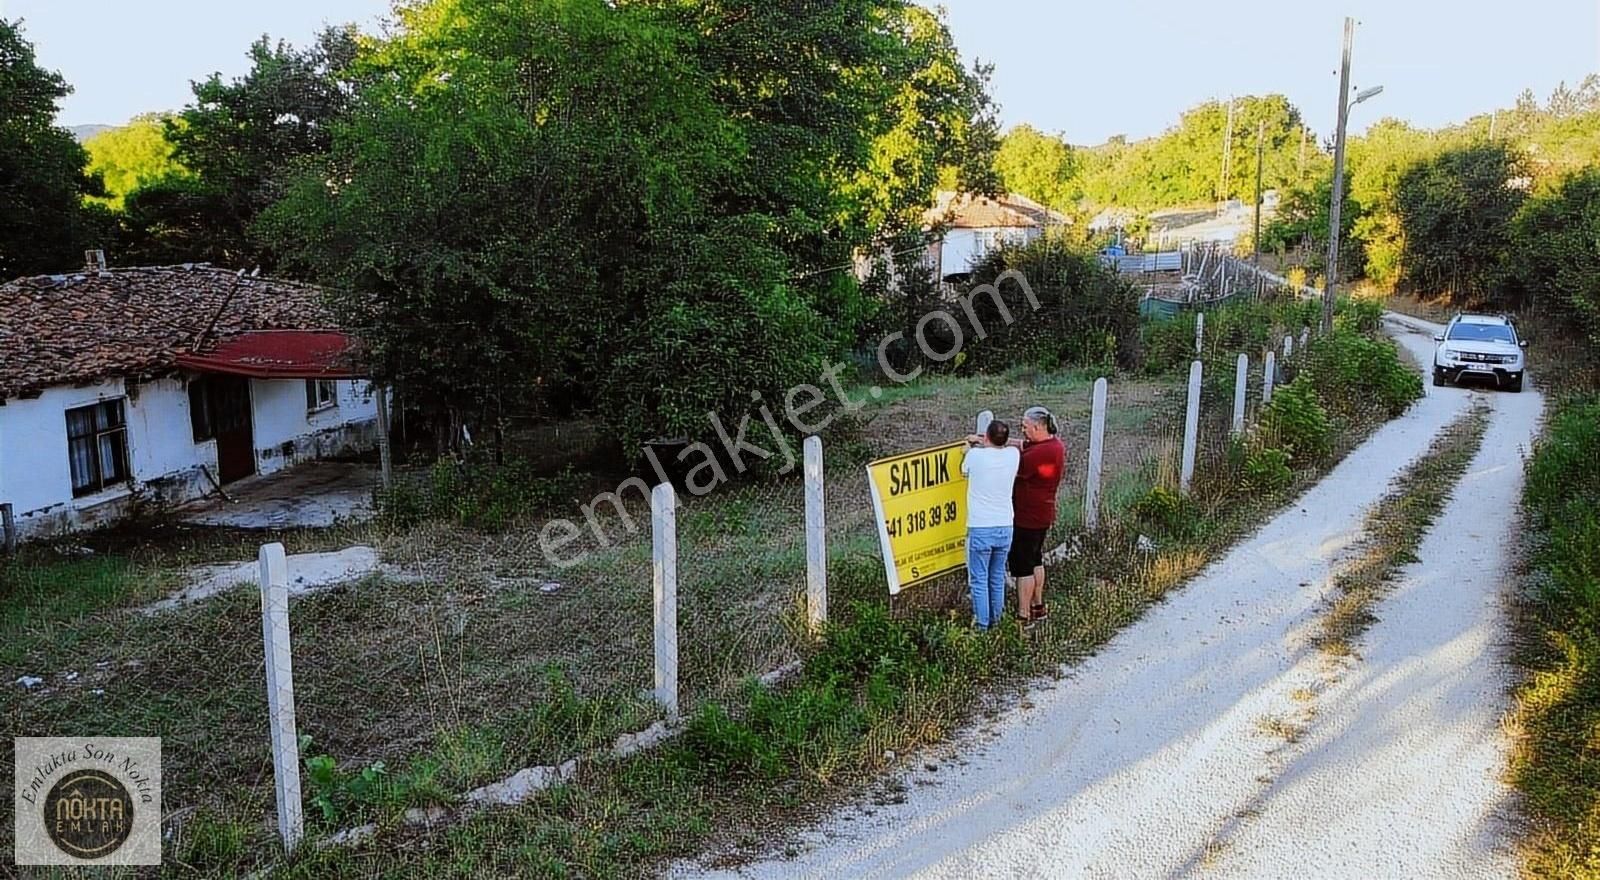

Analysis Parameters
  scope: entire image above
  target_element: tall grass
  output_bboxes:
[1511,394,1600,878]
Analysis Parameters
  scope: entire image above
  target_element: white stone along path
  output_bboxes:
[678,315,1539,879]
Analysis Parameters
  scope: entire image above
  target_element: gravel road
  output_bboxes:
[682,315,1540,879]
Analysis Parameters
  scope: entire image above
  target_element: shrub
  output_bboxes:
[1525,396,1600,628]
[1131,485,1198,538]
[1244,446,1294,492]
[1300,328,1422,419]
[949,236,1143,374]
[1260,377,1333,462]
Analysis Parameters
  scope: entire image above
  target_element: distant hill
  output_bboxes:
[69,124,113,143]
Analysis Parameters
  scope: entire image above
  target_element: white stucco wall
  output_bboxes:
[936,226,1040,279]
[250,379,378,476]
[0,374,378,539]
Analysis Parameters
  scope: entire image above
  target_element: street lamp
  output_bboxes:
[1321,17,1384,334]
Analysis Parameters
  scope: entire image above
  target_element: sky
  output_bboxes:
[5,0,1599,144]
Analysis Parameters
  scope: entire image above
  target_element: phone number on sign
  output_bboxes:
[884,501,959,538]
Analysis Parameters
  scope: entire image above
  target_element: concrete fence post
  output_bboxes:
[1,502,15,555]
[1084,378,1108,530]
[1283,333,1294,360]
[1301,326,1311,348]
[976,409,994,436]
[1194,312,1205,356]
[1263,350,1277,404]
[258,543,303,855]
[1180,360,1202,495]
[651,482,679,721]
[1232,353,1248,436]
[803,436,827,635]
[374,385,393,491]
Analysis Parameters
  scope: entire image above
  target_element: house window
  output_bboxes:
[189,378,215,441]
[305,379,338,413]
[65,400,130,497]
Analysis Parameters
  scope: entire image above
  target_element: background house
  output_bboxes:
[0,262,379,539]
[924,191,1070,284]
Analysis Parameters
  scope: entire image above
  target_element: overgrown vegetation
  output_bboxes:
[1511,394,1600,877]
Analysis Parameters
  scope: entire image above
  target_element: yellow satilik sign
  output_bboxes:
[866,440,969,594]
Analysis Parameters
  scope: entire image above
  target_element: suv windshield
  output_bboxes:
[1447,322,1516,344]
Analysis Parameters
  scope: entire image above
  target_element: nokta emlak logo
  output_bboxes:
[13,737,162,866]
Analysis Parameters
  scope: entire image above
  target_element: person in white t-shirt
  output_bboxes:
[962,419,1021,630]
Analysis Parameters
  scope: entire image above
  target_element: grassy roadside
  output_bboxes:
[1509,394,1600,878]
[1316,404,1491,657]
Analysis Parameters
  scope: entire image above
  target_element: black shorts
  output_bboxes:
[1009,527,1048,577]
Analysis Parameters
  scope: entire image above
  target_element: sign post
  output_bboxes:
[866,441,970,594]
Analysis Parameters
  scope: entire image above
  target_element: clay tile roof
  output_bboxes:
[0,264,338,399]
[924,191,1071,230]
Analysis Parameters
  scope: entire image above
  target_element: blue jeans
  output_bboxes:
[967,526,1013,629]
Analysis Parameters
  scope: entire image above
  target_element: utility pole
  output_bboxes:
[1298,126,1308,178]
[1253,120,1265,300]
[1219,97,1236,206]
[1321,17,1355,335]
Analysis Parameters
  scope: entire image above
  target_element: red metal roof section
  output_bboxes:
[176,330,363,379]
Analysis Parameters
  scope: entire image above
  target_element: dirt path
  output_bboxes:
[681,316,1539,879]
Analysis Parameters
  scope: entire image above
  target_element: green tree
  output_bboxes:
[994,124,1077,211]
[265,0,826,450]
[1511,168,1600,342]
[0,19,110,278]
[1075,94,1314,211]
[1393,143,1525,303]
[123,27,360,266]
[83,114,187,210]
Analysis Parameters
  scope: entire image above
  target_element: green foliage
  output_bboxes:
[379,459,587,532]
[937,235,1140,374]
[1300,328,1423,419]
[1244,445,1293,492]
[1524,396,1600,627]
[995,124,1078,211]
[301,737,390,826]
[1140,296,1319,376]
[1393,143,1525,302]
[0,18,111,277]
[265,0,996,451]
[1073,94,1316,210]
[83,115,187,210]
[1511,167,1600,347]
[121,27,360,266]
[677,602,1021,783]
[1260,377,1332,463]
[1131,485,1198,538]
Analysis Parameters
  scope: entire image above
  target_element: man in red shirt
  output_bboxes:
[1011,405,1066,625]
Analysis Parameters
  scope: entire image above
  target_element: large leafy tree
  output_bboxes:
[994,124,1078,212]
[0,19,109,278]
[83,114,187,210]
[265,0,998,450]
[1511,168,1600,339]
[1393,143,1525,303]
[122,27,359,266]
[265,0,827,449]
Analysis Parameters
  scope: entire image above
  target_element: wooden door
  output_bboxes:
[211,376,256,483]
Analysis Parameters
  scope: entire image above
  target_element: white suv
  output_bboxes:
[1432,314,1527,392]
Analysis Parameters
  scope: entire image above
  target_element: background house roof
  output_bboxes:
[925,191,1071,230]
[0,264,338,398]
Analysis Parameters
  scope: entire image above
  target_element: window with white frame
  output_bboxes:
[65,399,130,497]
[305,379,338,412]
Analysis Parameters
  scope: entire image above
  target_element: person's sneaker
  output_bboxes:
[1019,615,1037,631]
[1032,603,1048,620]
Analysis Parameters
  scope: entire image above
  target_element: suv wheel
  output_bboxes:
[1508,374,1524,393]
[1432,368,1448,387]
